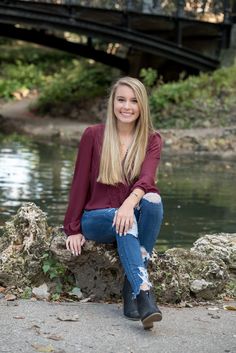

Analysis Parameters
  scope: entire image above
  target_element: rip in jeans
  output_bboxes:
[143,192,162,204]
[138,266,152,288]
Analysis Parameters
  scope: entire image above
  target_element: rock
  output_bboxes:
[148,248,229,302]
[32,283,50,300]
[0,203,235,303]
[69,287,83,300]
[190,279,210,293]
[0,203,50,288]
[191,233,236,279]
[57,314,80,322]
[50,229,123,300]
[208,313,221,319]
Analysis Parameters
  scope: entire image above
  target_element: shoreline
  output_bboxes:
[1,97,236,159]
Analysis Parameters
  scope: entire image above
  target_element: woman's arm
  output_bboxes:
[64,127,94,236]
[130,132,162,194]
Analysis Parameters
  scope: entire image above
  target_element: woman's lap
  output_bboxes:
[81,208,117,243]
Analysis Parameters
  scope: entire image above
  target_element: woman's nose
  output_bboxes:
[124,100,130,109]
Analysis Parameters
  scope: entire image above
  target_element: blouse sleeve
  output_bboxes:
[63,127,94,236]
[130,132,162,194]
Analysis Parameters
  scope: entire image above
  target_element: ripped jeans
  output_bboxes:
[81,193,163,297]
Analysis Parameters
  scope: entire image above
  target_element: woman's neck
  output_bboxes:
[117,121,135,138]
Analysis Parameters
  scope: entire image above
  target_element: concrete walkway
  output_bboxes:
[0,299,236,353]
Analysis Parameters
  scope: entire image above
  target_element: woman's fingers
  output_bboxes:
[66,237,70,251]
[81,236,86,246]
[69,237,77,255]
[124,216,133,235]
[115,215,133,236]
[118,218,126,235]
[66,234,85,255]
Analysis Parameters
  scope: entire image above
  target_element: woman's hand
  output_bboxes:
[66,233,86,256]
[112,201,134,236]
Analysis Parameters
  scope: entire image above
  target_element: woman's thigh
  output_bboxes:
[81,208,117,243]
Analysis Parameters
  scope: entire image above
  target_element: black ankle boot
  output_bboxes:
[137,290,162,330]
[122,276,140,321]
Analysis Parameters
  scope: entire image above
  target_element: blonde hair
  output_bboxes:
[97,76,154,185]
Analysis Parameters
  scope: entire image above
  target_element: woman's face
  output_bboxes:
[113,84,140,126]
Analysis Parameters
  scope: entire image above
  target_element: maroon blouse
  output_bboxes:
[63,124,162,236]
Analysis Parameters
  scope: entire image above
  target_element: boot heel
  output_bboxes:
[142,312,162,330]
[137,290,162,330]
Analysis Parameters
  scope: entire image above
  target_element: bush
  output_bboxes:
[0,44,75,100]
[36,61,119,113]
[145,64,236,129]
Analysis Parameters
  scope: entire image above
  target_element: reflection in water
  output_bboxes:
[0,137,74,228]
[0,135,236,250]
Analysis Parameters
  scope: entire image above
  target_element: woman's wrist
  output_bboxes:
[124,194,138,208]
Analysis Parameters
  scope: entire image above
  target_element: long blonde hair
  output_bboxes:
[97,77,154,185]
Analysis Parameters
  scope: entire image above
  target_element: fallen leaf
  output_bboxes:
[47,334,64,341]
[31,344,54,352]
[57,314,79,322]
[30,325,41,335]
[5,294,17,301]
[0,287,6,293]
[223,305,236,311]
[13,316,25,319]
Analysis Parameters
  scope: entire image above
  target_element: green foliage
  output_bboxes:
[226,280,236,298]
[42,252,75,299]
[149,64,236,129]
[0,44,75,100]
[42,252,66,280]
[0,42,119,114]
[36,61,119,113]
[139,67,158,88]
[2,43,236,129]
[0,61,45,99]
[20,286,32,299]
[51,293,61,301]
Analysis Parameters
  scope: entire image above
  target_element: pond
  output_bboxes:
[0,134,236,251]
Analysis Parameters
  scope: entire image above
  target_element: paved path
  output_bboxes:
[0,300,236,353]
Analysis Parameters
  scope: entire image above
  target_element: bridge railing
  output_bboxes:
[11,0,234,23]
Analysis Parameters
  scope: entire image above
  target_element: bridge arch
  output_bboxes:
[0,1,233,75]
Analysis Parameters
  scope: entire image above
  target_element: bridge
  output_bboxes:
[0,1,234,77]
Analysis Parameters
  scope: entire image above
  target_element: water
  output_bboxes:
[0,134,236,250]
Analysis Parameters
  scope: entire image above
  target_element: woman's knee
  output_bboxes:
[140,193,163,217]
[142,192,162,204]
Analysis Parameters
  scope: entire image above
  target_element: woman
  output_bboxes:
[64,76,163,330]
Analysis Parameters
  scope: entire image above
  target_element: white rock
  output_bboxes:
[190,279,212,293]
[32,283,50,300]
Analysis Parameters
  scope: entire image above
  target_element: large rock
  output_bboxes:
[0,203,50,287]
[149,248,229,302]
[0,203,235,303]
[191,233,236,278]
[50,229,123,300]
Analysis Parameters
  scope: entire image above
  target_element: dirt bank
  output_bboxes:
[1,98,236,159]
